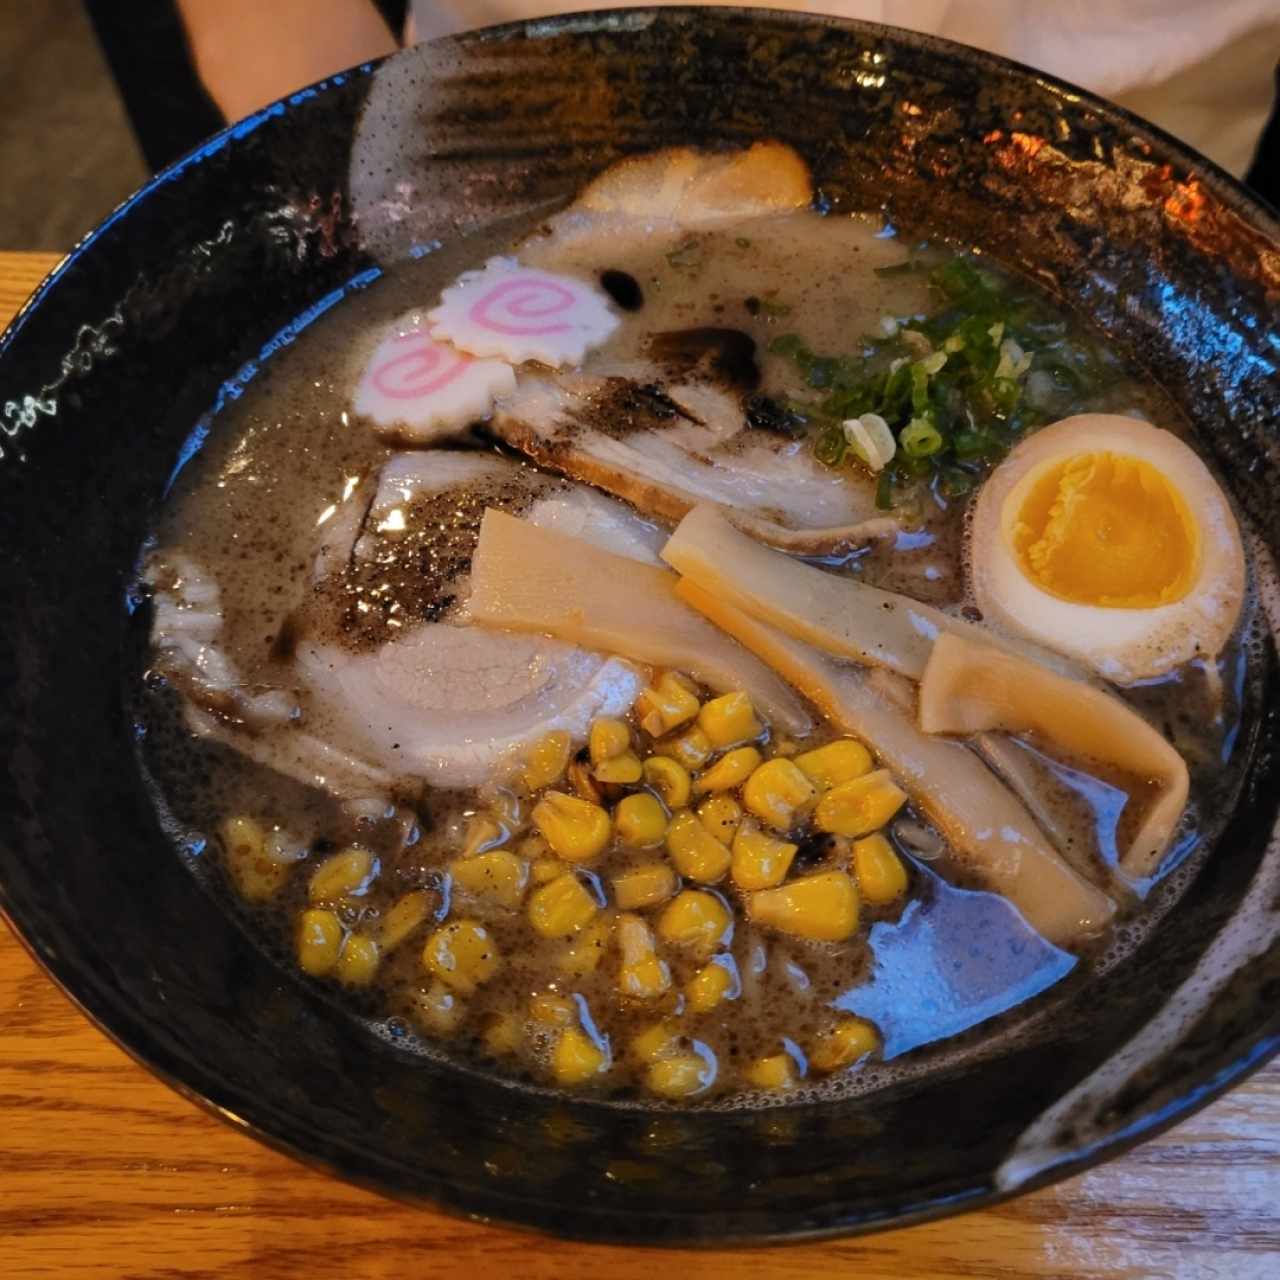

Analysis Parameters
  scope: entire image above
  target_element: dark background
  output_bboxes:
[0,0,1274,252]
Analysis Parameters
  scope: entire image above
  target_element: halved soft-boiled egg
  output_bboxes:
[969,414,1245,683]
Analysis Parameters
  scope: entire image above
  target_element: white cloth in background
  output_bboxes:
[407,1,1279,177]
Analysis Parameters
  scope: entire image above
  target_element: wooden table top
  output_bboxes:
[2,249,1278,1279]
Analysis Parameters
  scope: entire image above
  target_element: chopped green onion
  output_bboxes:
[900,418,944,458]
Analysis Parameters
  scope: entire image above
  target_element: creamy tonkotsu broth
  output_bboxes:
[137,146,1260,1105]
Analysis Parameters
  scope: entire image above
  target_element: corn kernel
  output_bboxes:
[483,1011,523,1057]
[296,908,343,976]
[567,758,603,804]
[593,751,643,784]
[749,871,859,942]
[552,1027,608,1085]
[532,790,611,862]
[655,726,714,771]
[335,933,380,986]
[412,981,464,1036]
[557,914,611,976]
[647,1053,714,1099]
[522,729,572,791]
[665,810,732,883]
[694,746,762,795]
[814,770,907,837]
[422,919,502,994]
[745,1053,796,1090]
[637,671,701,733]
[657,889,732,957]
[530,992,575,1025]
[731,820,798,891]
[617,914,671,999]
[461,813,506,858]
[378,889,433,951]
[852,832,909,904]
[611,862,677,910]
[308,847,377,903]
[220,815,290,901]
[643,755,692,808]
[614,793,669,849]
[696,793,742,845]
[589,717,632,764]
[450,849,529,908]
[741,758,817,831]
[531,856,562,884]
[685,957,737,1014]
[697,690,762,748]
[795,738,873,790]
[528,873,599,938]
[810,1017,880,1073]
[771,737,798,757]
[631,1021,680,1062]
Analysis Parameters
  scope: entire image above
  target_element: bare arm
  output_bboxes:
[176,0,399,121]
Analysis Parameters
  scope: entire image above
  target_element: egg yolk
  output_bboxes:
[1005,451,1200,608]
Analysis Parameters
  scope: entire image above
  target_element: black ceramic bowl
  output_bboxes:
[2,7,1279,1244]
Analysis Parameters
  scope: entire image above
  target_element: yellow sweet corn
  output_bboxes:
[657,889,731,957]
[378,889,433,952]
[530,992,575,1025]
[647,1053,714,1099]
[412,981,464,1036]
[567,757,603,804]
[220,815,290,902]
[611,862,677,910]
[655,725,714,771]
[335,933,380,986]
[530,856,562,885]
[461,813,506,858]
[741,757,817,830]
[422,919,502,994]
[685,957,737,1014]
[814,770,907,837]
[589,717,632,764]
[693,745,762,795]
[809,1017,880,1073]
[696,793,742,845]
[642,755,692,809]
[614,793,669,849]
[593,751,643,784]
[697,690,762,748]
[528,872,599,938]
[557,914,612,976]
[665,810,732,883]
[749,871,859,942]
[522,729,572,791]
[631,1021,681,1062]
[296,908,343,976]
[745,1053,796,1090]
[852,832,909,904]
[730,820,798,891]
[794,738,873,790]
[636,671,701,735]
[552,1027,608,1085]
[308,847,377,903]
[450,849,529,908]
[483,1011,523,1056]
[532,790,611,862]
[616,914,671,999]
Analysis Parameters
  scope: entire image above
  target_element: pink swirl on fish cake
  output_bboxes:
[467,275,576,336]
[371,330,471,400]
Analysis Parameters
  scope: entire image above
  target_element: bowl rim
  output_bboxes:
[2,4,1279,1245]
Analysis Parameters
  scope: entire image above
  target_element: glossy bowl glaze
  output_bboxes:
[1,7,1278,1244]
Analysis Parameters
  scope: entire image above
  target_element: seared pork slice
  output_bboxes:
[152,450,663,799]
[492,373,894,554]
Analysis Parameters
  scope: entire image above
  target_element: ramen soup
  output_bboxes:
[138,145,1258,1104]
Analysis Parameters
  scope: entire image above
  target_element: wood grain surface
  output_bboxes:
[2,250,1278,1279]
